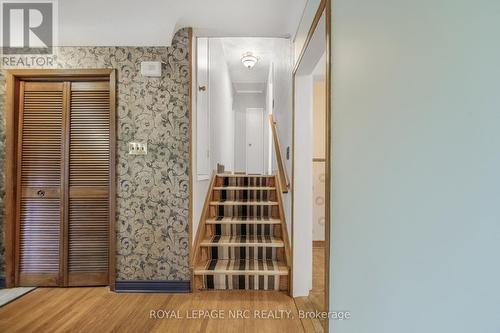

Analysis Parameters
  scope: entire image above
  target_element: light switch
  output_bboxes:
[128,142,147,155]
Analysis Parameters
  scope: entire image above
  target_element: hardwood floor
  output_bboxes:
[0,288,305,333]
[310,246,326,312]
[295,245,326,333]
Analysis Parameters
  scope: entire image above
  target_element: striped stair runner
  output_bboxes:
[193,174,290,292]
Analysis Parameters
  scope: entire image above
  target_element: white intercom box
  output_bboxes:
[140,61,162,77]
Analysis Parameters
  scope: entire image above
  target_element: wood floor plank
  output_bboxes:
[0,288,305,333]
[295,247,327,333]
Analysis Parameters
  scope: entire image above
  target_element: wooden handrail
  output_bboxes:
[269,115,290,193]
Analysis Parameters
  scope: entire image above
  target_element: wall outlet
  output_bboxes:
[128,142,147,155]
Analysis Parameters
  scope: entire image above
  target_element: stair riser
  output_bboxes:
[210,224,279,237]
[210,205,279,218]
[202,274,286,291]
[215,176,276,188]
[212,190,277,202]
[205,246,284,261]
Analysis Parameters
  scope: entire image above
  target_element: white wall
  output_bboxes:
[196,38,210,179]
[233,93,266,171]
[191,35,210,242]
[266,63,274,175]
[329,1,500,332]
[209,38,235,171]
[271,38,293,235]
[293,74,314,296]
[193,37,235,237]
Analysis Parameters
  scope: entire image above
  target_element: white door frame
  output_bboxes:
[245,107,265,174]
[266,62,274,175]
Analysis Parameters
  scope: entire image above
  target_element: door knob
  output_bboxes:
[37,190,45,198]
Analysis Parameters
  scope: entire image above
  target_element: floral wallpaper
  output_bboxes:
[0,28,191,281]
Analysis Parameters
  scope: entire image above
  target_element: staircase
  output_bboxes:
[192,173,291,292]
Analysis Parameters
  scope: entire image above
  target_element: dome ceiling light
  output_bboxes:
[241,52,258,69]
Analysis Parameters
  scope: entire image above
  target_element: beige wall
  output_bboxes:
[312,79,326,241]
[313,80,326,159]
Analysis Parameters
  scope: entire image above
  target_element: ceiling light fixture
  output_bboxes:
[241,52,258,69]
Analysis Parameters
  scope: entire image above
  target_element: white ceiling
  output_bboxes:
[58,0,308,46]
[232,82,267,94]
[220,38,281,86]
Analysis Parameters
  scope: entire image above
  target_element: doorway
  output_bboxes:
[292,0,331,331]
[4,69,116,288]
[245,107,265,174]
[191,37,291,240]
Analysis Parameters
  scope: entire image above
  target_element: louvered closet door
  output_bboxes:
[17,82,66,286]
[67,81,110,286]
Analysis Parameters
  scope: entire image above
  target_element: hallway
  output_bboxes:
[2,0,499,332]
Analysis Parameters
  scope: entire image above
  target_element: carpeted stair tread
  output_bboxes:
[206,217,281,224]
[216,174,274,178]
[200,235,284,247]
[213,186,276,190]
[210,200,278,206]
[194,259,288,276]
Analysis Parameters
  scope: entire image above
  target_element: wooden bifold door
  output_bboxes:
[14,75,115,287]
